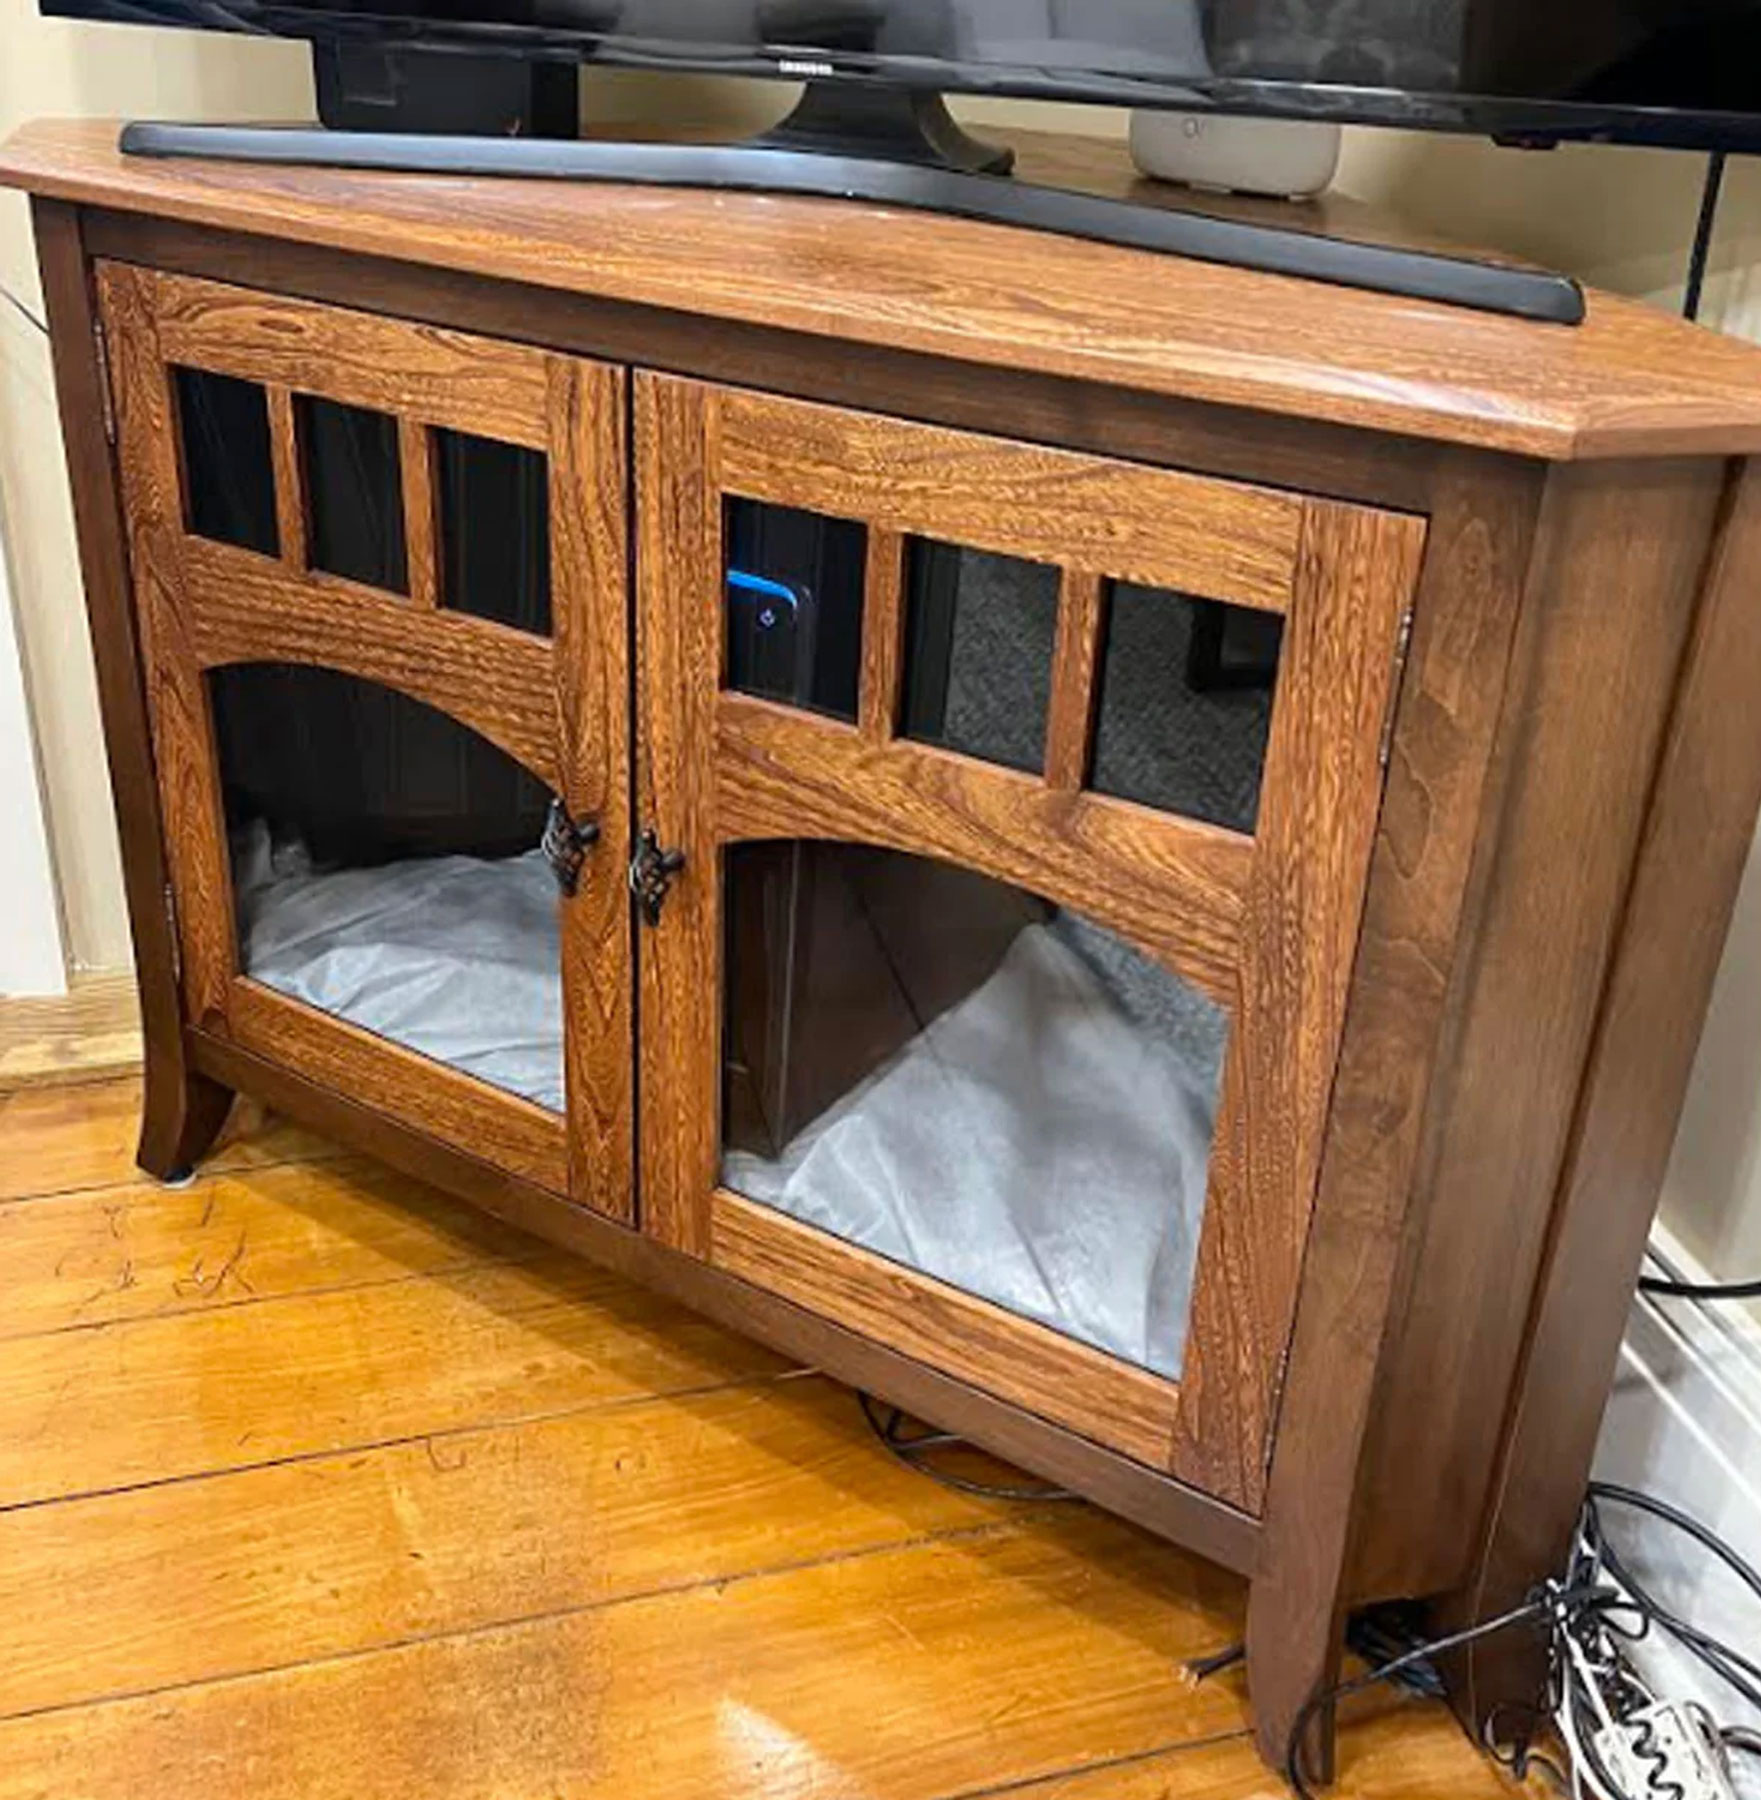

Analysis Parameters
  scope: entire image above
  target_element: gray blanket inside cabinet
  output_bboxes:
[236,823,1223,1380]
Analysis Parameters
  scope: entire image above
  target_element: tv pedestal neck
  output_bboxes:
[311,43,1012,174]
[5,115,1761,1783]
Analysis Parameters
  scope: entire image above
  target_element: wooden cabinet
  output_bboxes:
[635,374,1423,1509]
[14,118,1761,1775]
[97,264,635,1218]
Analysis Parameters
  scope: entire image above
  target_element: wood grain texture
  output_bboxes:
[1349,459,1726,1598]
[0,1517,1246,1800]
[182,534,562,789]
[1173,502,1426,1514]
[397,414,439,609]
[78,205,1463,518]
[31,203,229,1183]
[716,693,1250,1006]
[0,1084,1503,1800]
[0,1076,339,1204]
[265,384,307,572]
[1243,458,1545,1766]
[16,119,1761,459]
[973,1696,1509,1800]
[96,259,238,1034]
[547,354,636,1222]
[634,373,721,1255]
[0,1157,534,1342]
[716,386,1301,612]
[0,1255,786,1512]
[0,1373,1001,1719]
[858,526,905,743]
[228,979,570,1195]
[135,262,551,448]
[713,1191,1182,1471]
[1447,457,1761,1731]
[1044,568,1107,792]
[191,1026,1264,1575]
[0,974,141,1092]
[639,372,1427,1494]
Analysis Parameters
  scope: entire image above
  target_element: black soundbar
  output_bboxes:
[118,122,1586,326]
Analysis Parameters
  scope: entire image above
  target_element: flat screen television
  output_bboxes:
[44,1,1761,322]
[41,1,1761,150]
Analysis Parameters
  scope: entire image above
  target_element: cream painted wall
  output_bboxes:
[0,32,1757,1294]
[0,2,311,971]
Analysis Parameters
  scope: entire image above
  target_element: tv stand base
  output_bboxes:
[115,119,1584,324]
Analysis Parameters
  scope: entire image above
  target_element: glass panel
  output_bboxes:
[1092,586,1282,835]
[722,843,1226,1379]
[723,497,866,723]
[211,664,562,1112]
[298,395,409,594]
[901,541,1059,774]
[436,429,552,636]
[172,367,278,557]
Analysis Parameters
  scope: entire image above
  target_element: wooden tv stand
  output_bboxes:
[9,117,1761,1778]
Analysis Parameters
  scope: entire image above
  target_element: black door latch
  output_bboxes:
[542,797,601,897]
[629,828,686,927]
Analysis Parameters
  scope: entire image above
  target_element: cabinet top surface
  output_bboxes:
[9,115,1761,463]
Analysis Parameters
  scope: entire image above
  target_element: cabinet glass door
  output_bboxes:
[636,375,1425,1507]
[100,263,632,1216]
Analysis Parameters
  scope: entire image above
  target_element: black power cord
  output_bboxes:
[1638,1270,1761,1302]
[855,1393,1080,1503]
[1276,1485,1761,1800]
[1283,1590,1594,1800]
[1683,149,1728,322]
[1586,1483,1761,1716]
[0,278,49,339]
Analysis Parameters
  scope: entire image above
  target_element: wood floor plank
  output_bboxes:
[0,1374,1015,1718]
[0,1157,541,1341]
[0,974,142,1091]
[0,1078,339,1203]
[0,1257,792,1509]
[0,1515,1250,1800]
[980,1697,1524,1799]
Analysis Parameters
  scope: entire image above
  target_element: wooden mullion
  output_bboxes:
[1043,567,1107,791]
[1172,500,1427,1513]
[266,383,306,572]
[858,527,906,743]
[399,415,440,610]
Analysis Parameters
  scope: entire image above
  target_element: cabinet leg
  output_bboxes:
[137,1060,234,1184]
[1246,1577,1345,1785]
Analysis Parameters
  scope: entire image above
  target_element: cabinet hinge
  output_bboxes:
[1378,607,1416,772]
[163,882,182,982]
[92,317,116,445]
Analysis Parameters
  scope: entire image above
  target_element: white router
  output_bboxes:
[1129,111,1343,201]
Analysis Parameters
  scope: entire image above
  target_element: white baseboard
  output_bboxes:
[1591,1224,1761,1767]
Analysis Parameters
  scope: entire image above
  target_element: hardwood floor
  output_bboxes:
[0,974,143,1091]
[0,1077,1525,1799]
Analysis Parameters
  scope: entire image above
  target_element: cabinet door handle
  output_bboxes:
[629,828,687,927]
[542,797,601,898]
